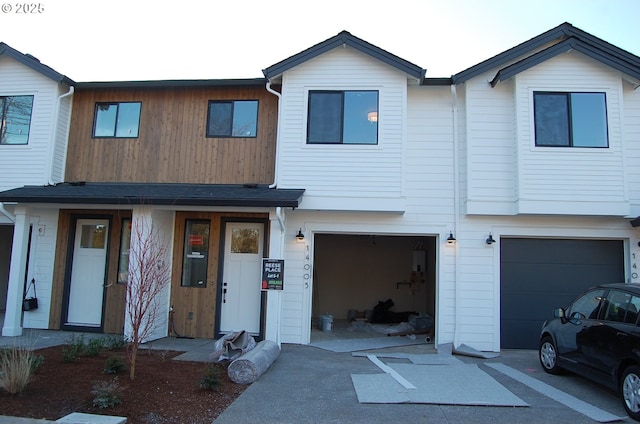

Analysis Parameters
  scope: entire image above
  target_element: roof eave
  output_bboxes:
[0,42,75,85]
[263,31,425,81]
[491,38,640,87]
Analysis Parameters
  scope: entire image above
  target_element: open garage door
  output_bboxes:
[500,238,624,349]
[312,234,436,339]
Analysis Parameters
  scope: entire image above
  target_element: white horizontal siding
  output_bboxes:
[0,57,61,191]
[465,76,518,212]
[277,47,406,210]
[22,208,59,329]
[625,82,640,217]
[515,52,628,216]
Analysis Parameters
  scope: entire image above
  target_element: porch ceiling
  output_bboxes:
[0,182,305,208]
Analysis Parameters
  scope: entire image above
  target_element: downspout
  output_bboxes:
[48,85,74,185]
[0,203,15,223]
[451,83,461,348]
[266,80,281,189]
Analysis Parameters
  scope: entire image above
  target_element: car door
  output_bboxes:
[585,290,640,387]
[555,288,606,370]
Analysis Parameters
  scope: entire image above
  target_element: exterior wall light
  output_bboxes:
[447,232,456,244]
[486,233,496,245]
[296,228,305,242]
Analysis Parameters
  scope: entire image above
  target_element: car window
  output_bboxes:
[568,289,605,319]
[602,290,632,323]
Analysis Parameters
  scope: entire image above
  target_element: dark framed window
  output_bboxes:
[0,95,34,145]
[117,218,132,284]
[206,100,258,137]
[181,219,210,287]
[93,102,141,138]
[534,92,608,147]
[307,90,378,144]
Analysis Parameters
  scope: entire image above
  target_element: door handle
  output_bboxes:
[617,332,628,338]
[223,282,227,303]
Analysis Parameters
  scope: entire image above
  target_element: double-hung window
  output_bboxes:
[93,102,141,138]
[533,92,608,147]
[207,100,258,137]
[307,90,378,145]
[0,95,34,145]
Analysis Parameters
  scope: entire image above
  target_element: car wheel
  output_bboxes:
[622,365,640,421]
[539,336,561,374]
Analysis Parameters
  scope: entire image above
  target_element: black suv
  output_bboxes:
[539,283,640,421]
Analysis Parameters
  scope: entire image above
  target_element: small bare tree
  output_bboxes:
[125,216,171,380]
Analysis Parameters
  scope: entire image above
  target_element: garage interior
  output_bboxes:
[311,234,436,341]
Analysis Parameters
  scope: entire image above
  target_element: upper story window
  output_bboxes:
[93,102,141,138]
[534,92,608,148]
[307,90,378,145]
[206,100,258,138]
[0,95,34,145]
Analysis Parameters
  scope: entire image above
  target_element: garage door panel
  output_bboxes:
[500,238,624,349]
[501,320,543,350]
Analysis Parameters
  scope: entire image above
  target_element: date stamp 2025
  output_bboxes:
[1,3,45,13]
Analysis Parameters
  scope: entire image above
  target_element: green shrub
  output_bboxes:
[62,334,86,362]
[103,335,128,350]
[30,354,44,374]
[199,365,221,390]
[103,357,126,374]
[0,346,40,395]
[91,378,123,408]
[84,338,104,357]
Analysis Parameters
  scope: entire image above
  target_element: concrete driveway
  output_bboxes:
[214,343,629,424]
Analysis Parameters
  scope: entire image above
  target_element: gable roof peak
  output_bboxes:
[452,22,640,84]
[0,41,75,85]
[263,30,425,81]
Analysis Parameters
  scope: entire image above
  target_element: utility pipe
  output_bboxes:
[48,85,74,185]
[266,81,281,189]
[451,83,461,348]
[0,202,15,223]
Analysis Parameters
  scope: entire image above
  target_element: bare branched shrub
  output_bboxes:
[125,215,171,380]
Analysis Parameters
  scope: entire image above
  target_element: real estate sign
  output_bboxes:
[262,258,284,290]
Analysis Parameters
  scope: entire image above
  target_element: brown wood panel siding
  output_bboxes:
[66,87,277,184]
[170,211,269,339]
[49,209,131,333]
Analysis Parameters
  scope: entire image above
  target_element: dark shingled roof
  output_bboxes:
[0,42,75,85]
[0,183,305,208]
[453,22,640,84]
[263,30,425,81]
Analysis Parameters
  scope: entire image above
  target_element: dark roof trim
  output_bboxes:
[76,78,267,89]
[263,30,425,81]
[421,77,454,86]
[453,22,640,84]
[0,42,75,85]
[0,183,305,208]
[491,37,640,87]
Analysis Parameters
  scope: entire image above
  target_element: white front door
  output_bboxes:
[66,219,109,327]
[220,222,263,335]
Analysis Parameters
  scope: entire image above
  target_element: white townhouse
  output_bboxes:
[0,43,74,332]
[262,22,640,351]
[1,23,639,353]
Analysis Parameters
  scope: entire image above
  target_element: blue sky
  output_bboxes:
[0,0,637,82]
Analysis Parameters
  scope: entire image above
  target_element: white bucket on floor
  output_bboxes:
[319,314,333,332]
